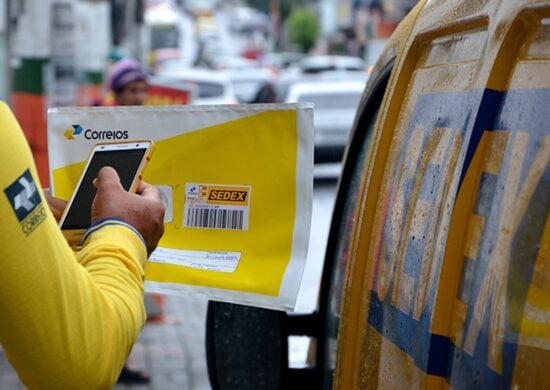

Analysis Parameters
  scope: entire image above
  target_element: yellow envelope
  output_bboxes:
[48,104,313,311]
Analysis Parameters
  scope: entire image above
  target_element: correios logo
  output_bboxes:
[64,124,129,140]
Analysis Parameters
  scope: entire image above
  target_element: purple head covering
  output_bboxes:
[108,59,147,92]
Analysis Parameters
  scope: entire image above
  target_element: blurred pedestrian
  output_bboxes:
[106,58,149,106]
[0,101,165,388]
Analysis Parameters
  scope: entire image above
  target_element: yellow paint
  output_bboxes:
[435,131,492,341]
[513,184,550,389]
[461,133,549,373]
[450,299,468,347]
[512,209,550,388]
[463,214,484,260]
[484,132,509,175]
[412,128,461,321]
[359,324,448,389]
[516,136,550,341]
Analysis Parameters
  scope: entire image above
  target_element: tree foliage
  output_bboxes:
[287,8,319,53]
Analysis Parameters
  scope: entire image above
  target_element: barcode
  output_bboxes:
[186,207,245,230]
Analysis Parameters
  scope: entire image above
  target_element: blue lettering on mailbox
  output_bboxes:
[367,88,550,388]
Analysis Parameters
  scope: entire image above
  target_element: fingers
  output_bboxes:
[138,181,162,201]
[89,170,165,256]
[137,180,148,194]
[42,188,68,222]
[94,166,123,192]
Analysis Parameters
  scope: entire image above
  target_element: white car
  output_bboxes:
[299,55,367,74]
[227,67,275,103]
[156,68,238,105]
[285,80,366,162]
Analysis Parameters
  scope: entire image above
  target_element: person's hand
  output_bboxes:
[43,188,67,222]
[91,167,165,256]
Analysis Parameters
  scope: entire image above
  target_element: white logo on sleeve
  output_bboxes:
[4,169,45,234]
[13,176,37,212]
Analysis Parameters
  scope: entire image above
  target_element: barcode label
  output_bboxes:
[186,206,245,230]
[183,183,251,230]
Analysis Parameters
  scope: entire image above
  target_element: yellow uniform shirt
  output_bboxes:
[0,101,147,388]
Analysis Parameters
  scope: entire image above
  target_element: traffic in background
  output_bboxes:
[0,0,411,186]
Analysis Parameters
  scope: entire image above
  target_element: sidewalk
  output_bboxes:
[0,294,212,390]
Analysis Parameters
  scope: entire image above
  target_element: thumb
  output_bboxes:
[93,166,123,192]
[138,181,163,201]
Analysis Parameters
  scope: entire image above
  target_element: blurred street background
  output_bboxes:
[0,0,416,388]
[0,0,416,186]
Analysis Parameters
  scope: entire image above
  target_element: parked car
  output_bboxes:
[156,68,238,105]
[207,0,550,388]
[210,55,259,71]
[299,55,367,74]
[227,67,275,103]
[284,80,366,162]
[261,51,305,71]
[154,59,192,74]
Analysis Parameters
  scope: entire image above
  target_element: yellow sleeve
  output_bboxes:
[0,101,147,389]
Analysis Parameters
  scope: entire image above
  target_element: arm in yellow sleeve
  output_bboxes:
[0,101,147,388]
